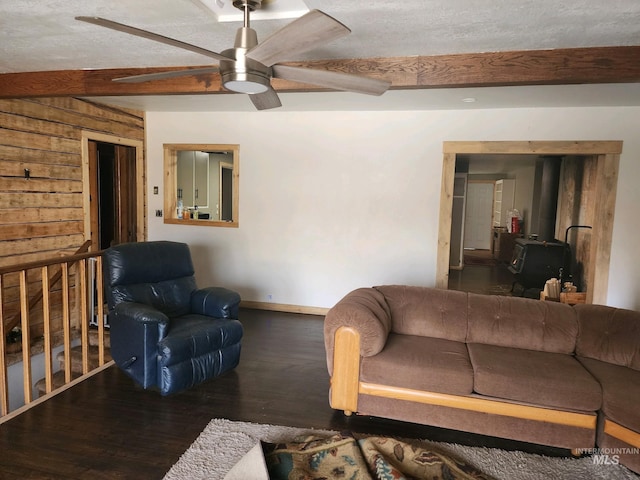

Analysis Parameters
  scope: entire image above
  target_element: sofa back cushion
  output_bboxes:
[374,286,468,342]
[466,293,578,354]
[575,304,640,371]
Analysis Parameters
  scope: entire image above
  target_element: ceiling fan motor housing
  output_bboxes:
[232,0,262,11]
[220,27,271,94]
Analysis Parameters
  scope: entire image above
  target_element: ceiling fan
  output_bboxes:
[76,0,391,110]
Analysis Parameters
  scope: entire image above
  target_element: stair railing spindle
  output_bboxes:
[0,275,8,416]
[62,263,72,384]
[79,259,89,375]
[96,257,105,366]
[41,266,53,394]
[19,270,32,405]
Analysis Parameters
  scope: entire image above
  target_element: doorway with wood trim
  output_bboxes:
[437,141,622,305]
[82,132,145,250]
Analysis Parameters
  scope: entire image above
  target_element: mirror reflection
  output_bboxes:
[164,144,239,227]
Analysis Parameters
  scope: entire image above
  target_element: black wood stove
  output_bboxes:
[508,239,570,293]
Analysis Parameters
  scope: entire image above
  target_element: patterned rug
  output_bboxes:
[264,431,489,479]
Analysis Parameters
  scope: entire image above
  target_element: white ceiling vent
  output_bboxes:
[195,0,310,22]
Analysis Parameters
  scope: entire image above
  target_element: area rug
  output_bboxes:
[163,418,640,480]
[261,431,490,479]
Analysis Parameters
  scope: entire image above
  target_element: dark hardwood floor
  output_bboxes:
[0,308,567,479]
[449,250,520,297]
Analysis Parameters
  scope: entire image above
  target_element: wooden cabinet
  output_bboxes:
[493,179,516,228]
[177,150,210,208]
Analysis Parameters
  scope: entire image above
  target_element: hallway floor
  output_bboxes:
[449,249,517,296]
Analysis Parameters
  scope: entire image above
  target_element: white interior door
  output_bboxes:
[464,182,494,250]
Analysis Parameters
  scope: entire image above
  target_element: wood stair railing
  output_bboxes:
[3,241,92,335]
[0,245,113,421]
[35,329,112,396]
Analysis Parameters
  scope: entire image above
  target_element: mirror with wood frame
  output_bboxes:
[163,143,239,227]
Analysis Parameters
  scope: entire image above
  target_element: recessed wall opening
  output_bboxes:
[437,141,622,305]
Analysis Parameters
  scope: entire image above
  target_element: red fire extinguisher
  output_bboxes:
[511,216,520,234]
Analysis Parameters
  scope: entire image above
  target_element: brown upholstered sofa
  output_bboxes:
[324,285,640,473]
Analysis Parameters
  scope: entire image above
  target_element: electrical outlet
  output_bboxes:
[155,209,163,217]
[153,186,159,194]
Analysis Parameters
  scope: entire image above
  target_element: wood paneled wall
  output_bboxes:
[0,98,145,266]
[556,156,597,292]
[0,98,145,337]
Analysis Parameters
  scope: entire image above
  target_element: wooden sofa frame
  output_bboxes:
[330,326,597,438]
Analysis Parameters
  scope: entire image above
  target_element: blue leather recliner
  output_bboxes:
[102,241,243,395]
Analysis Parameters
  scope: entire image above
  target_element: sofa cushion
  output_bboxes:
[577,356,640,432]
[468,343,602,411]
[361,333,474,395]
[374,286,469,342]
[466,293,577,354]
[575,304,640,371]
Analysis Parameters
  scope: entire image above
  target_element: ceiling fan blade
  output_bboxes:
[272,65,391,96]
[113,67,220,83]
[249,87,282,110]
[76,16,231,62]
[245,10,350,67]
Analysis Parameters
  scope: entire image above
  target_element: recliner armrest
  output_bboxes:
[191,287,241,319]
[113,302,170,327]
[110,302,170,388]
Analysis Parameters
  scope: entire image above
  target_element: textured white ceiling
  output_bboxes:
[2,0,638,73]
[1,0,639,110]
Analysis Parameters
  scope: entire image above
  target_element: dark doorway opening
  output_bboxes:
[89,141,138,249]
[221,164,233,222]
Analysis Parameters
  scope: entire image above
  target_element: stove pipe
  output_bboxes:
[537,156,562,242]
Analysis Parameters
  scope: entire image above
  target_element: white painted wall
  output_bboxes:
[8,344,67,412]
[145,106,640,310]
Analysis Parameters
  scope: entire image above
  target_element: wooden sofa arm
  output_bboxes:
[324,287,392,375]
[330,326,361,415]
[325,287,392,416]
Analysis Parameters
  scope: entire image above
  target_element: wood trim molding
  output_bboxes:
[604,420,640,448]
[359,382,597,430]
[436,152,456,288]
[588,154,620,305]
[240,300,329,316]
[163,143,240,228]
[1,46,639,99]
[442,141,623,155]
[81,131,145,245]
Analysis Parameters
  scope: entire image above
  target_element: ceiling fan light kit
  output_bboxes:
[76,1,391,110]
[220,27,271,94]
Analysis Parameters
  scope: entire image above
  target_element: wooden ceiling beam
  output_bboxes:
[0,46,638,99]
